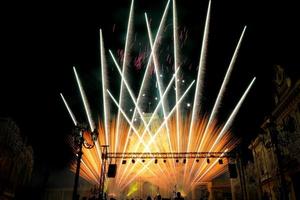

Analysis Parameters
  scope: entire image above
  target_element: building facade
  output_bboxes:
[244,65,300,200]
[0,118,34,199]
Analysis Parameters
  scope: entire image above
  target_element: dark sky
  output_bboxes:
[1,0,300,168]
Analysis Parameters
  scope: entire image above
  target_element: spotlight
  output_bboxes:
[206,158,210,164]
[132,159,135,164]
[122,160,127,164]
[196,159,199,163]
[218,159,223,164]
[154,159,158,164]
[183,159,186,164]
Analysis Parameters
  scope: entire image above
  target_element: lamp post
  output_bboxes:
[72,124,98,200]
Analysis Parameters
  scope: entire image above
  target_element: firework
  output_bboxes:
[61,0,255,198]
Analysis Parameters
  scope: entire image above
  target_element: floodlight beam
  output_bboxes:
[73,67,95,132]
[60,93,78,126]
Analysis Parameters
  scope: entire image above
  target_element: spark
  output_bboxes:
[133,52,145,70]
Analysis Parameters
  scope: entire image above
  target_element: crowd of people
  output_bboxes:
[80,191,185,200]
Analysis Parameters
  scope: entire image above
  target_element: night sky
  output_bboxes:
[1,0,300,169]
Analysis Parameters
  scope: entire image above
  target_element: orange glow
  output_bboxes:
[71,114,237,197]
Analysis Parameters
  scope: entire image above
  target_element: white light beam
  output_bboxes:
[100,29,110,146]
[172,0,181,152]
[191,77,256,183]
[117,68,181,185]
[60,93,78,126]
[187,26,247,180]
[146,80,195,148]
[185,0,211,180]
[107,89,173,187]
[209,77,256,152]
[129,0,171,124]
[117,1,171,183]
[107,90,151,149]
[115,0,135,153]
[145,12,174,155]
[121,80,195,190]
[192,149,228,185]
[198,26,247,151]
[73,67,95,132]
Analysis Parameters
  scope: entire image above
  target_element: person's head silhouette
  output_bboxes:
[157,195,161,200]
[177,192,181,198]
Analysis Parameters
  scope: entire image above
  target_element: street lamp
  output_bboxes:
[60,93,99,200]
[72,124,98,200]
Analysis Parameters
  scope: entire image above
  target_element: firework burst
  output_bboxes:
[61,0,255,198]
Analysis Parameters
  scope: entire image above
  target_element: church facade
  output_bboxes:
[235,65,300,200]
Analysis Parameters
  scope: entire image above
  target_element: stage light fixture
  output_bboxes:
[183,158,186,164]
[218,159,223,164]
[142,159,145,163]
[154,159,158,164]
[163,159,166,163]
[176,159,179,163]
[122,160,127,164]
[206,158,210,164]
[132,159,135,164]
[196,159,199,162]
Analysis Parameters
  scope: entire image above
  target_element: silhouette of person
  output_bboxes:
[147,196,152,200]
[156,195,161,200]
[175,192,184,200]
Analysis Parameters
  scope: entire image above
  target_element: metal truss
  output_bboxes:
[104,152,234,159]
